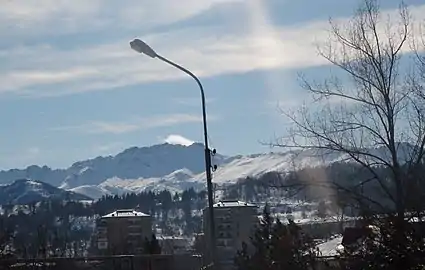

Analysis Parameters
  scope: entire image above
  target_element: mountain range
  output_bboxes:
[0,179,90,205]
[0,142,413,201]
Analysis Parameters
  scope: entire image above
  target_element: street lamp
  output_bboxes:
[130,38,217,267]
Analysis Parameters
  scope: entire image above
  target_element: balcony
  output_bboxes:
[217,217,232,224]
[128,232,142,236]
[217,224,232,231]
[216,239,235,250]
[217,232,233,240]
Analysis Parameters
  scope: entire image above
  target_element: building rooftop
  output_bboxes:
[213,200,256,208]
[101,209,150,218]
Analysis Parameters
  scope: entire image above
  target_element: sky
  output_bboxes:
[0,0,424,169]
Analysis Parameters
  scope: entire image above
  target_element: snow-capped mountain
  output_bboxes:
[0,142,412,200]
[70,168,205,198]
[0,142,226,187]
[60,142,227,189]
[0,179,90,205]
[67,148,347,199]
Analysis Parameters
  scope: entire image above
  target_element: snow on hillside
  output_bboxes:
[0,179,91,204]
[316,236,344,257]
[72,169,205,199]
[194,150,347,184]
[0,143,227,189]
[69,185,113,199]
[72,150,348,199]
[0,142,411,200]
[59,143,226,189]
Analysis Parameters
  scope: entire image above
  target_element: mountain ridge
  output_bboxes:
[0,179,91,205]
[0,142,227,188]
[0,142,415,200]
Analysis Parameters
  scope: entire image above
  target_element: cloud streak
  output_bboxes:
[0,1,424,98]
[0,0,241,38]
[51,113,218,134]
[0,22,326,96]
[172,97,216,106]
[163,134,194,146]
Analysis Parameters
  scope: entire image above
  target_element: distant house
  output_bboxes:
[95,209,152,255]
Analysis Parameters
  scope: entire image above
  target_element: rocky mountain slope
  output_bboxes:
[0,143,225,187]
[0,179,91,205]
[0,142,413,200]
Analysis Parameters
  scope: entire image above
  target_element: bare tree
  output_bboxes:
[269,4,425,266]
[274,2,425,267]
[275,0,425,219]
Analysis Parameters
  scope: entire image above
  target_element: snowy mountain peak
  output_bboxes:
[0,142,226,196]
[58,142,226,189]
[0,142,415,201]
[164,168,195,181]
[0,179,90,205]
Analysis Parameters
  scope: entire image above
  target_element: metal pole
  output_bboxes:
[156,55,217,268]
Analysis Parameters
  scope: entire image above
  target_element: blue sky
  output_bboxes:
[0,0,424,169]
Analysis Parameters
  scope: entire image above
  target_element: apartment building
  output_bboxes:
[159,236,191,254]
[203,200,258,268]
[96,209,152,255]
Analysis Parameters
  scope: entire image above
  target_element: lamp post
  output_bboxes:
[130,39,217,267]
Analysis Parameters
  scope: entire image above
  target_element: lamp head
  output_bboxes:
[130,39,157,58]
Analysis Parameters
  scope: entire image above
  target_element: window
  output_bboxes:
[98,241,108,250]
[217,240,226,247]
[127,218,140,225]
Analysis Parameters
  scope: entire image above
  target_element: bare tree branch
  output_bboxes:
[272,0,425,224]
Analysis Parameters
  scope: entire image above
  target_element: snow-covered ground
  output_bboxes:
[316,236,344,257]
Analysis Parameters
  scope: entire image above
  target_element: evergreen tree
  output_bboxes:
[143,234,162,255]
[150,234,161,254]
[235,205,319,270]
[235,204,274,270]
[234,242,251,270]
[317,201,327,218]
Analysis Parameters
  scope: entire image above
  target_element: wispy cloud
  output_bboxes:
[51,113,218,134]
[0,0,241,37]
[163,134,195,146]
[1,1,424,97]
[172,97,216,106]
[0,21,325,96]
